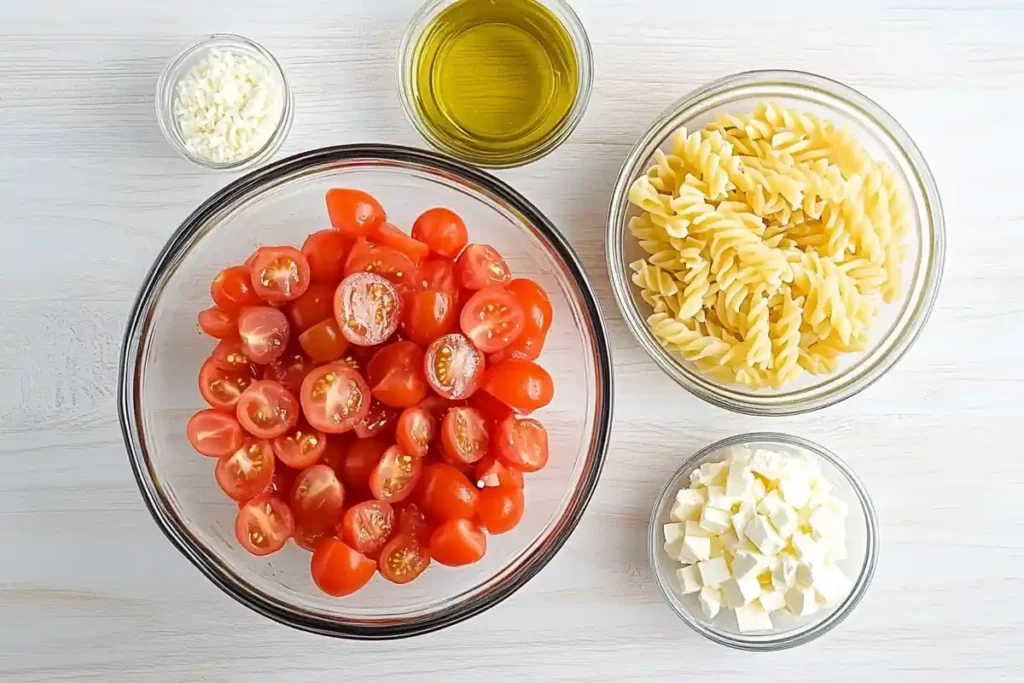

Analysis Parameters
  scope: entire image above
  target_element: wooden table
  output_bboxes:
[2,1,1021,680]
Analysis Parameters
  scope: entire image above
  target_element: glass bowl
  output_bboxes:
[396,0,594,168]
[117,145,613,638]
[648,433,879,651]
[155,34,294,172]
[607,70,945,416]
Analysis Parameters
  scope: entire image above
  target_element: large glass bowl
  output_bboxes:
[117,145,613,639]
[607,70,945,416]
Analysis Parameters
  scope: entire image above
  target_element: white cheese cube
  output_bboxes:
[751,477,768,502]
[796,505,813,528]
[723,445,753,463]
[809,506,843,538]
[697,557,731,587]
[791,532,826,567]
[705,486,739,512]
[813,565,853,606]
[825,543,848,565]
[772,553,799,590]
[676,565,702,594]
[682,534,712,562]
[732,549,771,579]
[709,535,728,559]
[744,515,786,556]
[690,461,728,487]
[664,539,685,562]
[732,504,754,542]
[735,602,774,632]
[725,460,755,498]
[700,506,732,534]
[779,477,812,509]
[721,575,762,608]
[756,490,785,517]
[785,586,819,617]
[670,488,706,522]
[685,520,712,537]
[783,455,820,480]
[698,586,722,618]
[769,503,799,539]
[823,495,849,519]
[663,522,686,545]
[718,529,741,553]
[750,449,783,479]
[758,590,786,613]
[796,561,819,588]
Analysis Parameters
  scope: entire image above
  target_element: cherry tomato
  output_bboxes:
[211,265,262,314]
[263,462,299,499]
[320,432,351,476]
[372,223,430,265]
[300,362,371,434]
[334,272,403,347]
[292,520,333,552]
[430,519,486,567]
[344,238,416,286]
[424,333,484,400]
[186,409,244,458]
[353,400,400,439]
[418,463,478,522]
[198,306,237,339]
[326,188,387,239]
[299,318,350,363]
[396,502,434,544]
[411,208,468,259]
[341,436,389,488]
[488,278,553,363]
[477,486,525,534]
[460,287,525,353]
[415,259,459,299]
[474,456,524,490]
[211,338,252,373]
[198,358,256,411]
[290,464,345,532]
[402,291,457,348]
[396,407,436,458]
[369,446,423,504]
[216,439,275,502]
[310,538,376,596]
[236,495,293,556]
[262,351,315,397]
[481,360,554,414]
[249,246,311,303]
[301,230,350,285]
[367,341,428,408]
[455,244,510,291]
[418,395,466,421]
[341,500,395,559]
[441,407,489,465]
[237,306,290,365]
[378,533,431,584]
[286,283,337,333]
[236,380,300,439]
[495,417,549,472]
[271,424,327,469]
[468,388,515,425]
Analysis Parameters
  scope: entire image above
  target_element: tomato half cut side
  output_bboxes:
[299,318,350,363]
[455,244,511,291]
[300,363,371,434]
[341,500,395,559]
[216,439,276,502]
[353,400,400,439]
[212,338,253,373]
[481,359,554,414]
[367,341,428,408]
[487,278,553,363]
[334,272,403,347]
[430,519,486,567]
[474,456,524,490]
[372,223,430,265]
[236,495,294,556]
[441,407,489,465]
[379,533,431,584]
[341,436,389,488]
[477,486,525,535]
[310,538,376,597]
[424,333,485,400]
[402,290,457,348]
[212,265,262,314]
[344,238,416,287]
[290,464,345,532]
[198,306,237,339]
[186,409,244,458]
[460,286,525,353]
[326,188,387,239]
[249,246,311,303]
[415,259,459,299]
[369,446,423,504]
[237,306,291,365]
[286,283,337,333]
[301,230,350,285]
[495,417,550,473]
[236,380,300,439]
[418,463,479,522]
[262,351,315,397]
[411,208,468,260]
[198,358,256,411]
[396,406,436,458]
[271,424,327,469]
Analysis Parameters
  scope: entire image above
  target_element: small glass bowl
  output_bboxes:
[648,433,879,651]
[396,0,594,168]
[607,70,945,416]
[155,34,294,172]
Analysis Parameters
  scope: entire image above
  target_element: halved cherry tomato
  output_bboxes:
[326,188,387,239]
[418,463,478,522]
[262,351,314,396]
[369,446,423,504]
[341,436,388,488]
[441,407,489,465]
[415,259,459,299]
[320,432,350,476]
[236,494,293,556]
[236,380,300,439]
[488,278,554,363]
[474,456,524,490]
[310,538,376,596]
[212,265,262,314]
[198,358,256,411]
[481,360,554,414]
[344,238,416,287]
[237,306,290,364]
[198,306,237,338]
[216,439,276,502]
[212,338,252,373]
[299,318,349,363]
[455,244,510,290]
[292,520,332,552]
[271,424,327,469]
[372,223,430,265]
[395,502,434,545]
[412,208,468,259]
[396,407,436,458]
[418,395,465,421]
[460,287,525,353]
[341,500,395,559]
[430,519,486,566]
[495,417,549,472]
[187,409,244,458]
[300,362,371,434]
[262,462,299,499]
[468,388,515,425]
[477,486,525,534]
[424,333,484,400]
[367,341,428,408]
[290,464,345,533]
[301,230,350,285]
[402,290,457,348]
[334,272,402,347]
[378,533,431,584]
[249,246,311,303]
[353,400,400,439]
[286,283,336,333]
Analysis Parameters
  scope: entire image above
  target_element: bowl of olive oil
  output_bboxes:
[398,0,593,168]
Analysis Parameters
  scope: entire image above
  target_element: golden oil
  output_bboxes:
[411,0,580,166]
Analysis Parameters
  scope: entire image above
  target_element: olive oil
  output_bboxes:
[412,0,579,166]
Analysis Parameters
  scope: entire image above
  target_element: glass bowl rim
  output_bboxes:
[647,431,880,651]
[117,143,614,639]
[606,69,946,416]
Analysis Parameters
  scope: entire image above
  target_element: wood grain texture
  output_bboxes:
[1,0,1022,680]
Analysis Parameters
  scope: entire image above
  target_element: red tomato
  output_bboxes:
[211,265,262,314]
[198,306,237,338]
[286,283,337,332]
[300,362,371,434]
[211,338,252,373]
[395,502,434,544]
[378,534,431,584]
[430,519,486,567]
[372,223,430,265]
[236,380,300,439]
[292,520,332,552]
[402,291,457,348]
[341,500,395,559]
[263,462,299,498]
[326,188,387,239]
[441,407,489,465]
[460,287,525,353]
[468,388,515,425]
[474,456,524,490]
[415,259,459,299]
[477,486,525,534]
[319,433,350,475]
[369,446,423,504]
[301,230,350,285]
[341,436,389,488]
[237,306,290,364]
[396,407,436,458]
[418,395,466,421]
[344,238,416,287]
[299,318,350,363]
[487,278,553,362]
[418,463,478,522]
[261,351,314,397]
[271,424,327,469]
[198,358,256,411]
[236,495,294,556]
[367,341,428,408]
[411,208,468,259]
[495,417,549,472]
[334,272,403,347]
[290,464,345,531]
[353,400,400,439]
[455,244,511,290]
[249,246,311,303]
[186,409,244,458]
[310,538,376,596]
[481,360,554,414]
[216,439,276,502]
[424,334,485,400]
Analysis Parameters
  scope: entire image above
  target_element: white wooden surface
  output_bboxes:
[2,0,1022,680]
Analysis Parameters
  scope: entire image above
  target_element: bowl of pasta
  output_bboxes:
[606,70,944,416]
